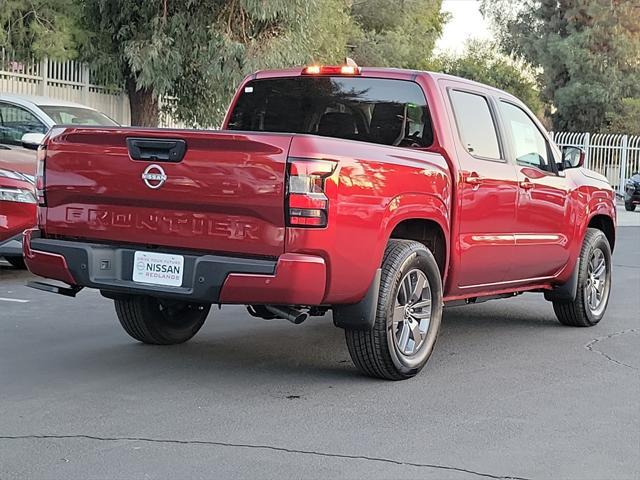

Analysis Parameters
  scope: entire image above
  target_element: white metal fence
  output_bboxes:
[550,131,640,195]
[1,51,184,128]
[1,50,132,125]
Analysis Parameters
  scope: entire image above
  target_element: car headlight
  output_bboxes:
[0,187,37,204]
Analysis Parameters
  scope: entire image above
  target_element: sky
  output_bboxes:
[436,0,492,53]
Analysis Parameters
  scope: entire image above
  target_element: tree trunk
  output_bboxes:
[125,77,159,127]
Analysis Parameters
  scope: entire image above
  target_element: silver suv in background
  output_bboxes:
[0,94,118,174]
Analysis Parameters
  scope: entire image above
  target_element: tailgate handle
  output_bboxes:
[126,137,187,162]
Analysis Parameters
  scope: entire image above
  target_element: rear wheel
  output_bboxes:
[345,240,443,380]
[624,201,636,212]
[5,256,26,269]
[114,296,210,344]
[553,228,612,327]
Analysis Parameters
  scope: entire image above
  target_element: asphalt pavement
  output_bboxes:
[0,223,638,479]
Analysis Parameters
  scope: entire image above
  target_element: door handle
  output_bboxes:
[520,179,535,190]
[464,172,483,186]
[126,137,187,162]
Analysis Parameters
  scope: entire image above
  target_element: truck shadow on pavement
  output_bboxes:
[41,299,566,387]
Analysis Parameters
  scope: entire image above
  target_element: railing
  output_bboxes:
[1,49,131,125]
[1,50,183,128]
[550,131,640,195]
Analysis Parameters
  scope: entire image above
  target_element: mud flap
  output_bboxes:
[332,268,381,330]
[544,260,579,302]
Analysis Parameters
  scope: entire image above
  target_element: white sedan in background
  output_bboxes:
[0,94,118,174]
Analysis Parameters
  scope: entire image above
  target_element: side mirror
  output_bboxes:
[21,132,45,150]
[561,146,585,169]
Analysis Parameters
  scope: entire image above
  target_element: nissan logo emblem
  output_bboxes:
[141,164,167,189]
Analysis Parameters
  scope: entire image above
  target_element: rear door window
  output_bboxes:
[449,90,501,160]
[228,77,434,148]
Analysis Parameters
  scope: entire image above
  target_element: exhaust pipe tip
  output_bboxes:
[264,305,308,324]
[289,312,308,325]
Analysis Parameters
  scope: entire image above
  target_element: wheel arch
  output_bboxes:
[381,193,450,283]
[333,195,450,332]
[587,214,615,252]
[388,218,448,280]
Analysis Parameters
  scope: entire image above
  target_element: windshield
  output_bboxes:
[38,106,118,126]
[228,76,433,147]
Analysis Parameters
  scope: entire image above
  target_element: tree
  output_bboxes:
[481,0,640,133]
[349,0,448,70]
[79,0,353,127]
[1,0,449,128]
[432,40,544,118]
[0,0,79,60]
[606,98,640,136]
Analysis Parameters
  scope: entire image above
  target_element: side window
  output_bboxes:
[449,90,501,160]
[0,103,46,146]
[499,101,551,172]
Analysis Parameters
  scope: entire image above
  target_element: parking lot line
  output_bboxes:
[0,297,29,303]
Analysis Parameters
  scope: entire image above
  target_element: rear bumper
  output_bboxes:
[23,229,327,305]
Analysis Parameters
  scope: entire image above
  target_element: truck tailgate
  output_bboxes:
[42,127,291,257]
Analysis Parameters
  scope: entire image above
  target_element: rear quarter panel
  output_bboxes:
[287,135,451,304]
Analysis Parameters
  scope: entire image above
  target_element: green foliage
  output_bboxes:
[0,0,79,59]
[77,0,354,127]
[1,0,448,127]
[606,98,640,136]
[482,0,640,133]
[349,0,448,70]
[432,40,544,118]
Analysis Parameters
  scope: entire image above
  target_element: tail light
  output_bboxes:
[286,158,336,227]
[35,144,46,206]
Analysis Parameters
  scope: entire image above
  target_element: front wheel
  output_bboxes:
[114,296,210,344]
[553,228,612,327]
[345,240,443,380]
[624,201,636,212]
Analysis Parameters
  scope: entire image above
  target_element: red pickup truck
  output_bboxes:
[24,64,616,380]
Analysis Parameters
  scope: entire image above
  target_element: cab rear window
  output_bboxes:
[227,77,433,148]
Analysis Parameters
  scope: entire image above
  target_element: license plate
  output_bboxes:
[132,251,184,287]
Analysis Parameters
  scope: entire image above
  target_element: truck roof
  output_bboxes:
[251,67,518,101]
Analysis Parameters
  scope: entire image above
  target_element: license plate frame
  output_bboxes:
[132,251,185,287]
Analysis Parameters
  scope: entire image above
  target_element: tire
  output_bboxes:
[5,256,26,269]
[624,201,636,212]
[553,228,612,327]
[114,295,210,345]
[345,240,443,380]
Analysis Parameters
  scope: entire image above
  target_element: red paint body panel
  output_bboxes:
[41,128,292,258]
[285,134,450,303]
[0,146,37,175]
[0,173,37,245]
[22,229,75,284]
[25,68,616,307]
[0,200,36,244]
[219,253,326,304]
